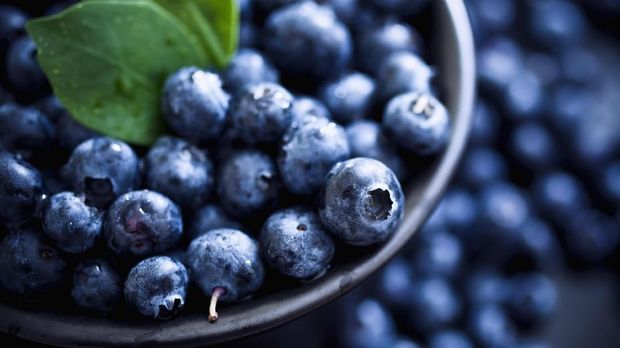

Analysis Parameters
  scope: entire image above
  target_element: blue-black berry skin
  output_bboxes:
[0,6,27,53]
[479,182,530,238]
[339,298,398,348]
[217,150,281,217]
[459,147,507,189]
[278,116,350,195]
[0,103,57,160]
[187,229,264,302]
[222,49,279,93]
[42,192,102,254]
[189,204,243,241]
[104,190,183,256]
[357,21,420,74]
[318,158,404,246]
[506,273,557,324]
[63,137,139,208]
[162,67,229,144]
[71,259,122,314]
[320,72,376,124]
[362,0,428,17]
[0,151,43,226]
[229,82,294,144]
[124,256,189,319]
[0,230,66,299]
[377,52,434,102]
[56,112,100,151]
[144,136,214,210]
[345,120,406,180]
[383,91,450,155]
[255,0,302,13]
[6,37,48,97]
[468,304,517,348]
[260,207,335,279]
[429,330,473,348]
[408,276,461,332]
[291,96,331,123]
[264,2,352,81]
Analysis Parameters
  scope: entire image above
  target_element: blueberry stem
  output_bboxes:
[208,287,226,323]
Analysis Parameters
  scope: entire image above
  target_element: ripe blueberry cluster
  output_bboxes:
[0,0,449,321]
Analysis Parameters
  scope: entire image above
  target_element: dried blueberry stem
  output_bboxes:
[208,287,226,323]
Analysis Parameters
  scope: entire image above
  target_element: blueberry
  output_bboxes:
[393,337,421,348]
[408,276,461,332]
[0,230,66,299]
[375,257,414,308]
[6,37,48,97]
[559,47,601,84]
[237,0,254,19]
[124,256,189,319]
[478,182,530,237]
[465,269,509,305]
[278,116,350,195]
[71,259,122,313]
[356,21,420,74]
[291,96,331,123]
[345,120,406,180]
[260,207,335,279]
[466,0,515,33]
[229,82,294,144]
[264,2,352,81]
[319,158,404,246]
[509,122,556,170]
[601,161,620,203]
[34,95,66,123]
[504,70,544,119]
[506,273,557,325]
[383,91,450,155]
[470,100,499,146]
[516,339,552,348]
[0,5,27,53]
[468,304,517,348]
[239,22,258,48]
[339,298,398,348]
[549,84,593,134]
[63,137,139,208]
[104,190,183,256]
[221,49,279,93]
[42,192,102,254]
[515,219,562,270]
[190,204,243,240]
[187,229,264,321]
[0,103,57,160]
[162,67,229,144]
[0,151,43,227]
[377,53,434,102]
[429,330,473,348]
[459,147,507,189]
[56,112,100,151]
[412,229,462,278]
[477,37,523,92]
[439,188,479,232]
[322,0,358,25]
[529,0,587,48]
[320,72,376,124]
[217,150,281,217]
[144,136,214,210]
[532,171,588,223]
[572,117,618,167]
[565,210,620,264]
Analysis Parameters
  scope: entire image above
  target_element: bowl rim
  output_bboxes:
[0,1,475,346]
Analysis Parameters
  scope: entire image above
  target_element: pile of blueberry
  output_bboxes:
[317,1,620,347]
[0,0,450,321]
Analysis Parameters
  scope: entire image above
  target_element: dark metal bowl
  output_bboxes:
[0,1,475,346]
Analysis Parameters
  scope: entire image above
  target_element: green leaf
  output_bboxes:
[153,0,239,68]
[26,0,239,145]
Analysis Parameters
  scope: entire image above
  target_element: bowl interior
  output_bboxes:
[0,1,475,346]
